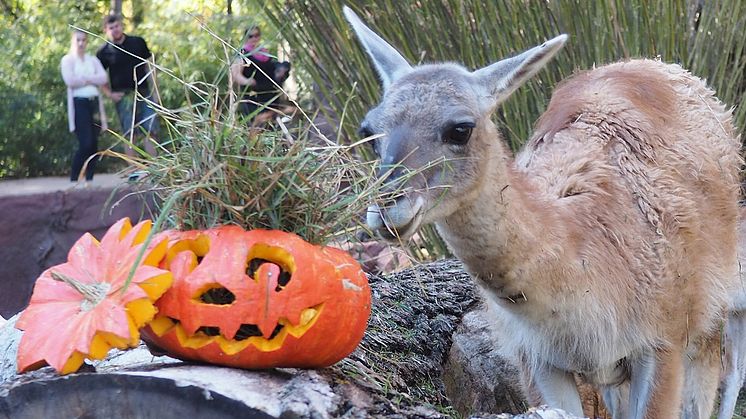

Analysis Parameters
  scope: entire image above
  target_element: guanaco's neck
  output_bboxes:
[436,143,567,303]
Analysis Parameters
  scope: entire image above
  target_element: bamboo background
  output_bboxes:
[264,0,746,262]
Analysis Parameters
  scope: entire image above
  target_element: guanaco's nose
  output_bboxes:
[375,125,417,191]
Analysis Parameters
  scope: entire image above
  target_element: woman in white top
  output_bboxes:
[60,29,108,182]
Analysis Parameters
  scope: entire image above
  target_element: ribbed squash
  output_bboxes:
[16,218,172,374]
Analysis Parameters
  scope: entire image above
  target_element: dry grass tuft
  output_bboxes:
[105,82,382,246]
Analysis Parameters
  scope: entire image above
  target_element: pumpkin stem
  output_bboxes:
[51,271,112,312]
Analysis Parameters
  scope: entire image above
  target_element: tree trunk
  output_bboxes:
[132,0,144,28]
[110,0,122,15]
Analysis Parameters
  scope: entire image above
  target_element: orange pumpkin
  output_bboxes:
[143,226,371,369]
[16,218,172,374]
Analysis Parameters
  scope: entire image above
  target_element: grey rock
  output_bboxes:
[443,309,527,417]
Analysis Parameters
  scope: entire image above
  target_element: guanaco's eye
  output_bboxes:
[358,126,374,138]
[443,122,475,146]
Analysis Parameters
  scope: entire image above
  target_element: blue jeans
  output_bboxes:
[71,97,101,181]
[115,90,159,137]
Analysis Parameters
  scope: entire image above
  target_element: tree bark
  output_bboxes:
[110,0,122,16]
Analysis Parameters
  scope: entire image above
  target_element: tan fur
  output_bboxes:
[717,207,746,418]
[444,60,740,417]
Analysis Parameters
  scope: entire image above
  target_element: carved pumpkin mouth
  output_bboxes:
[147,303,324,355]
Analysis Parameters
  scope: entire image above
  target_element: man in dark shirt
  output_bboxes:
[97,14,159,156]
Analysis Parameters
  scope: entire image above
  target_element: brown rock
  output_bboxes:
[0,178,151,318]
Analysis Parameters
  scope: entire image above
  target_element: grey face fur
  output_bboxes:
[343,6,567,240]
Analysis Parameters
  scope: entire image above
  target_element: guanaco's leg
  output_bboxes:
[625,349,658,418]
[529,360,584,416]
[601,382,629,419]
[717,310,746,419]
[681,330,721,419]
[629,346,684,419]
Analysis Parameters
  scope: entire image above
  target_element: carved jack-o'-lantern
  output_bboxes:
[142,226,371,369]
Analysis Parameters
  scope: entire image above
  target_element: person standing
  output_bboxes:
[96,14,159,156]
[61,29,108,183]
[230,25,293,126]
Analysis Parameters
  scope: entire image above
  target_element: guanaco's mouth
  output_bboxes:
[377,205,423,241]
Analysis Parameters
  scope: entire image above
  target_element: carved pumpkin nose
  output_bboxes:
[251,261,284,339]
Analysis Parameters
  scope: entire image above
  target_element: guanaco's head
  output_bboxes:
[344,6,566,240]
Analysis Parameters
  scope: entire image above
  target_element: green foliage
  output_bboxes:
[0,0,276,179]
[0,1,108,178]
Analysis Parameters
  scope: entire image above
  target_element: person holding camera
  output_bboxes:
[230,25,294,126]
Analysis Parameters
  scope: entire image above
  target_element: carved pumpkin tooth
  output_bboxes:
[285,306,323,338]
[269,324,284,340]
[148,316,176,337]
[247,328,288,352]
[175,324,215,349]
[216,336,252,355]
[234,324,263,340]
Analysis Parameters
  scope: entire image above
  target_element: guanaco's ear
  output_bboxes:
[473,35,568,106]
[343,6,413,91]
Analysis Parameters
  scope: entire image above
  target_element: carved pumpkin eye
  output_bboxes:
[443,122,475,146]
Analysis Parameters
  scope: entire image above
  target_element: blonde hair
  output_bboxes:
[69,29,87,57]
